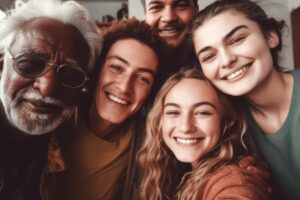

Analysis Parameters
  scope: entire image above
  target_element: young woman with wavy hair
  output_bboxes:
[138,68,270,199]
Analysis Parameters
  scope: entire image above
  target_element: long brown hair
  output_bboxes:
[138,68,247,199]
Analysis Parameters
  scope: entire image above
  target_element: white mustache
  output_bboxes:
[21,92,64,107]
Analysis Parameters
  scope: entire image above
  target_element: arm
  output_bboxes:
[238,155,270,180]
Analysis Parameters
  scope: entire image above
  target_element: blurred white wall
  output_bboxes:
[79,1,123,21]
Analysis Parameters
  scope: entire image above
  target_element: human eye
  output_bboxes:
[174,1,191,9]
[200,53,216,64]
[148,3,163,12]
[109,64,123,73]
[164,109,180,117]
[195,110,212,116]
[136,74,152,85]
[230,35,247,46]
[14,53,46,73]
[195,110,212,117]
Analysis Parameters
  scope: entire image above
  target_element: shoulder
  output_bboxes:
[205,165,248,187]
[288,69,300,78]
[202,164,270,200]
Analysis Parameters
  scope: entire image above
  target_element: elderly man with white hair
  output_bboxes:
[0,0,101,199]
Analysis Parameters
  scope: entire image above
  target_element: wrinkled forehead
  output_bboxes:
[18,17,89,49]
[9,17,90,69]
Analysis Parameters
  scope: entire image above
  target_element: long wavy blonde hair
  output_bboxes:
[138,68,247,200]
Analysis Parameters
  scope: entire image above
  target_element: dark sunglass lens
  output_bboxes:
[57,65,85,88]
[13,56,46,78]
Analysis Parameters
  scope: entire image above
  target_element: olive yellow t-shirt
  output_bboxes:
[59,119,132,200]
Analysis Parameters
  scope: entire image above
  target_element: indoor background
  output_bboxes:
[0,0,299,69]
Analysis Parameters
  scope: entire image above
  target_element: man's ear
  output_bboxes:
[0,54,3,80]
[267,30,280,48]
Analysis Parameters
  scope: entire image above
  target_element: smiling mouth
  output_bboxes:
[106,92,130,105]
[158,26,183,37]
[25,100,62,114]
[224,63,252,80]
[175,137,203,145]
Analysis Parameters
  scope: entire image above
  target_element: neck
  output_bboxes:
[88,102,115,138]
[246,70,293,113]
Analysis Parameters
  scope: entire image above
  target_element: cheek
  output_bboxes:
[239,38,268,58]
[94,81,104,113]
[95,70,109,98]
[135,86,151,105]
[201,65,216,81]
[1,68,31,98]
[161,117,176,136]
[145,14,158,26]
[180,12,194,24]
[161,119,172,146]
[207,119,221,144]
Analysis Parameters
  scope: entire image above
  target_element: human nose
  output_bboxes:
[117,75,132,93]
[161,7,178,23]
[33,68,60,97]
[219,48,237,69]
[179,113,196,133]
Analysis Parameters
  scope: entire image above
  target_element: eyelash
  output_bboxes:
[175,2,190,9]
[110,64,123,72]
[136,74,151,85]
[201,53,216,63]
[195,111,212,116]
[230,35,246,45]
[148,1,190,11]
[165,111,180,116]
[148,4,163,12]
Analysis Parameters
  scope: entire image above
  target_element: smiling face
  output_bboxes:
[94,38,158,126]
[161,78,221,166]
[145,0,196,47]
[193,10,279,96]
[0,18,90,135]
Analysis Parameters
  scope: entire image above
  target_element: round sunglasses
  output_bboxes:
[7,49,89,88]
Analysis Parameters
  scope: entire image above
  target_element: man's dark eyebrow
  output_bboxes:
[173,0,191,4]
[147,0,162,6]
[106,55,129,65]
[138,67,156,76]
[197,25,248,56]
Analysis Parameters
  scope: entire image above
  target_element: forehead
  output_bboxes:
[10,18,90,65]
[145,0,195,7]
[165,78,220,105]
[106,38,158,71]
[194,10,258,45]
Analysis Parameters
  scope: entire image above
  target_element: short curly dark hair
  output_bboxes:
[90,18,167,111]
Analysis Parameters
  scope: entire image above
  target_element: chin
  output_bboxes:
[165,40,182,48]
[175,155,196,164]
[104,115,128,125]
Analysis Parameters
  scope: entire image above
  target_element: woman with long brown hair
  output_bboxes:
[138,68,270,199]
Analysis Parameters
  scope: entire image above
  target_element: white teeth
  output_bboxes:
[226,66,247,80]
[108,94,128,105]
[160,29,178,33]
[176,138,199,144]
